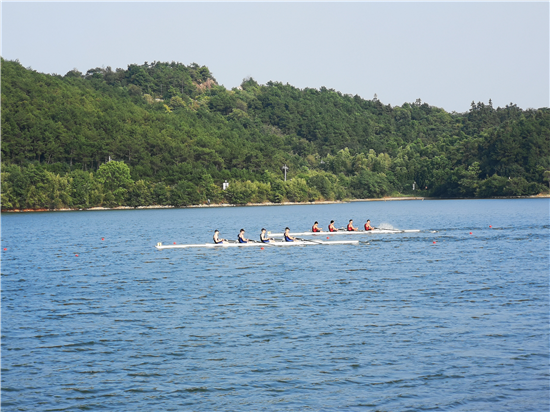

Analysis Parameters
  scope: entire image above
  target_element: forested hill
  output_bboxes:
[1,58,549,210]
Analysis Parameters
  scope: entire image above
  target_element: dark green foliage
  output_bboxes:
[152,182,170,206]
[170,181,203,206]
[128,180,152,207]
[351,170,392,199]
[1,58,549,210]
[69,169,94,208]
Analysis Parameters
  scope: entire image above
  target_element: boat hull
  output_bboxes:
[156,239,359,249]
[269,229,420,237]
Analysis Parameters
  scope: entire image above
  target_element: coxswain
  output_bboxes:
[347,219,358,231]
[364,220,375,231]
[213,230,226,244]
[328,220,338,232]
[260,228,272,243]
[284,227,295,242]
[238,228,249,243]
[311,221,323,232]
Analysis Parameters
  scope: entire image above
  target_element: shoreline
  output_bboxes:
[1,195,548,213]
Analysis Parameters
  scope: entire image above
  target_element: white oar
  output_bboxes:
[295,237,322,244]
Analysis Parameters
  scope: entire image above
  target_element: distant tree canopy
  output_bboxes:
[1,58,549,209]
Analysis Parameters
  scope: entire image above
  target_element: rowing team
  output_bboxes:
[317,219,375,232]
[213,219,376,244]
[214,228,294,244]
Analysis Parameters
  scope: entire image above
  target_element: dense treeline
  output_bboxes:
[1,58,549,210]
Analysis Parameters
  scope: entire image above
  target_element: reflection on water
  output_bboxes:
[2,199,549,411]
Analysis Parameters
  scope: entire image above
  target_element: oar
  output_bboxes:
[295,237,322,244]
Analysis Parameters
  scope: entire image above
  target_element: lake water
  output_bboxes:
[1,199,549,411]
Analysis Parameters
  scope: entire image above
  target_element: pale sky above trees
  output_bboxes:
[2,1,548,113]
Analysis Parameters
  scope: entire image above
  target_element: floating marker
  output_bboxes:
[489,225,492,228]
[75,254,79,257]
[101,237,105,241]
[327,237,330,239]
[261,247,264,250]
[433,241,436,244]
[469,232,473,235]
[173,242,176,244]
[3,248,6,251]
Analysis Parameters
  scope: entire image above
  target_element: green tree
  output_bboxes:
[284,178,309,202]
[543,170,550,192]
[152,182,170,205]
[458,162,481,197]
[47,172,72,209]
[269,179,285,203]
[308,172,333,199]
[170,181,201,206]
[23,164,50,208]
[69,169,94,208]
[128,180,152,207]
[95,161,133,206]
[351,169,391,198]
[476,174,509,197]
[225,181,255,204]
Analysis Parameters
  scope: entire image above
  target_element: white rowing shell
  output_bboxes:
[269,229,420,237]
[156,239,359,249]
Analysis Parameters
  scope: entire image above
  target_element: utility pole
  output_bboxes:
[282,164,289,181]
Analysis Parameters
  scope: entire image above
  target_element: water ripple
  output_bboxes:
[1,200,549,411]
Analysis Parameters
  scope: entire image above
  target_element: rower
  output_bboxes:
[328,220,338,232]
[364,219,375,231]
[311,221,323,232]
[213,229,226,244]
[238,228,249,243]
[284,227,295,242]
[260,228,272,243]
[347,219,358,231]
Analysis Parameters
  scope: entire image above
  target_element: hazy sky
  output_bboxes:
[2,2,548,113]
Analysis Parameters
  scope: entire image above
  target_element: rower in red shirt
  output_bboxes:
[328,220,338,232]
[311,221,323,232]
[364,219,375,231]
[347,219,358,231]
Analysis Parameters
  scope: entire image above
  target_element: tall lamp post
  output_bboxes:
[282,164,289,181]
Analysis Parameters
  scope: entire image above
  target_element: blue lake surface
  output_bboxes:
[1,199,549,411]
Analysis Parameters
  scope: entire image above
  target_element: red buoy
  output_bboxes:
[469,232,472,235]
[101,237,105,241]
[327,237,330,239]
[3,248,6,251]
[433,241,436,244]
[489,225,492,228]
[173,242,176,244]
[261,247,264,250]
[75,254,79,257]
